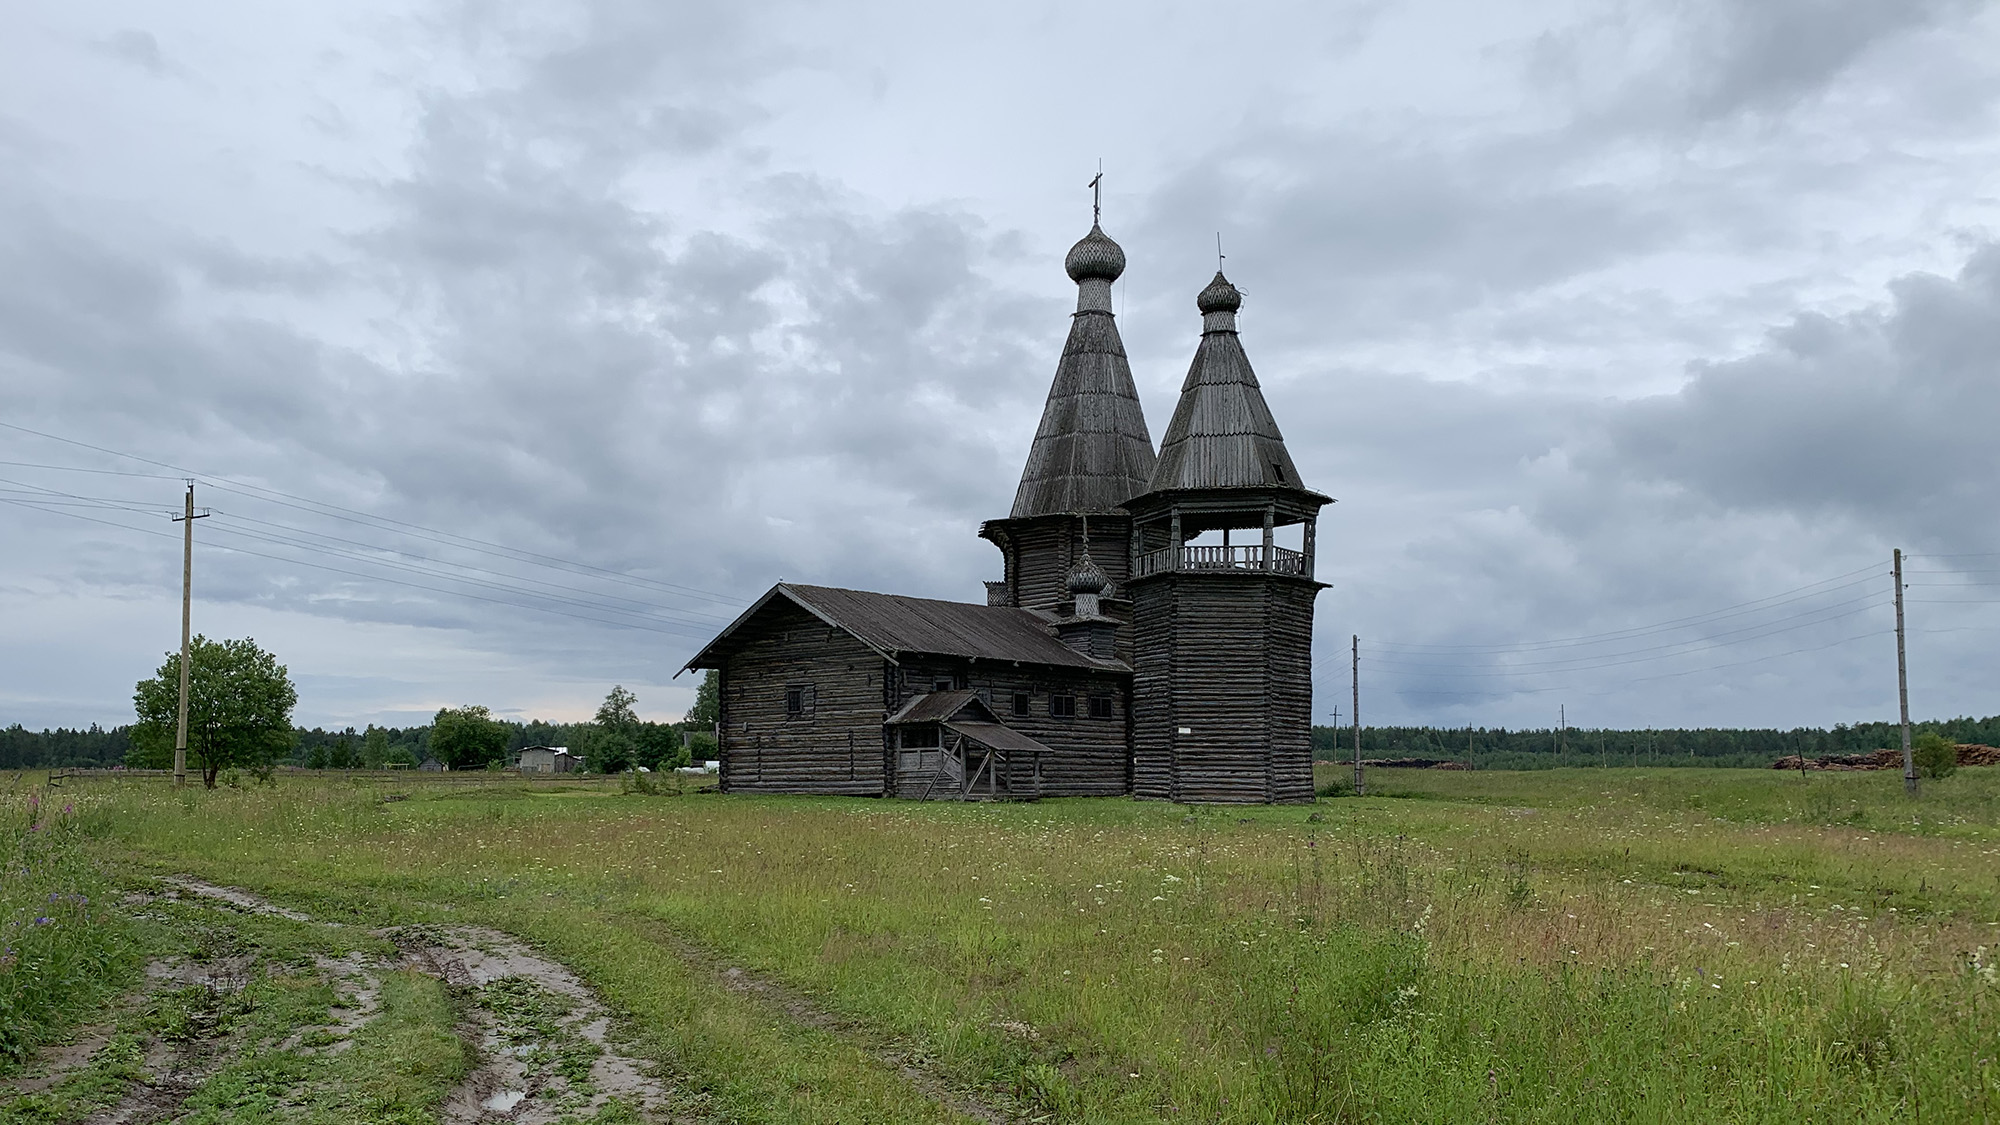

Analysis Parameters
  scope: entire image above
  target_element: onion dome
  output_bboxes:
[1066,551,1109,596]
[1197,271,1242,313]
[1065,224,1127,283]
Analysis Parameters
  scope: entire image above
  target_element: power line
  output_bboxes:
[1,493,716,640]
[207,511,732,624]
[200,517,728,632]
[197,479,744,609]
[0,460,184,479]
[0,473,737,625]
[0,421,746,609]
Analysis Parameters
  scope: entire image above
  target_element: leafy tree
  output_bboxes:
[1914,731,1959,779]
[684,729,718,764]
[596,685,640,729]
[329,728,358,769]
[634,722,688,771]
[685,671,719,728]
[587,685,665,773]
[130,635,297,789]
[430,706,509,770]
[584,727,637,774]
[360,725,391,768]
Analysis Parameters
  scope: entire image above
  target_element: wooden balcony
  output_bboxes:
[1133,543,1310,578]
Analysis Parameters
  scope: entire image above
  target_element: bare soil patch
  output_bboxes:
[387,924,675,1123]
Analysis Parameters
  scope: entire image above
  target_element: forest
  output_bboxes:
[0,718,715,772]
[9,713,1995,772]
[1308,714,2000,769]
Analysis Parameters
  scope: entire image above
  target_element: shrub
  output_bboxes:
[1913,732,1958,779]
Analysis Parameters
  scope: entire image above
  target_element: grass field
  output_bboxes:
[4,766,1998,1123]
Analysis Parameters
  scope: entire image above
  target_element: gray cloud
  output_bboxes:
[98,29,167,76]
[1679,0,1981,120]
[3,0,1997,731]
[1599,245,2000,553]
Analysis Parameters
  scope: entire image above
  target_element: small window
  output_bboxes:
[784,684,814,719]
[1271,461,1286,483]
[1050,694,1077,718]
[933,677,954,694]
[1089,695,1114,720]
[1012,691,1031,717]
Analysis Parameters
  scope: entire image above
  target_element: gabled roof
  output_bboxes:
[681,584,1128,673]
[1145,271,1308,494]
[884,692,1053,754]
[885,689,996,725]
[1009,225,1157,519]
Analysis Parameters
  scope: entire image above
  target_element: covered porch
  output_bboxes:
[886,691,1053,801]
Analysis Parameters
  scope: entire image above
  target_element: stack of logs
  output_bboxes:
[1770,744,2000,771]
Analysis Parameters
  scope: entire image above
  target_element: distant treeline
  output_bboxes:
[2,718,712,772]
[13,713,2000,772]
[1,724,133,769]
[1310,716,2000,769]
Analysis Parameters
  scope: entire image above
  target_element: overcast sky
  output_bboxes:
[4,0,1997,733]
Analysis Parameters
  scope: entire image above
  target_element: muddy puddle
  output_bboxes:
[5,878,677,1124]
[388,923,673,1124]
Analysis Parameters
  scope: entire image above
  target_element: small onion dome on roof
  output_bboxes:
[1066,551,1109,596]
[1065,224,1127,283]
[1197,270,1242,313]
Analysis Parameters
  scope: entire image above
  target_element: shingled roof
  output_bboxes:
[682,583,1128,673]
[1008,224,1157,518]
[1146,271,1307,494]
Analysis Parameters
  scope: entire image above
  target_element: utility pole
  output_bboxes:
[1351,634,1363,796]
[171,483,208,789]
[1894,548,1916,795]
[1326,705,1340,783]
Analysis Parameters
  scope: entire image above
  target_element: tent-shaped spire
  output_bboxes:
[1008,225,1158,518]
[1146,271,1305,493]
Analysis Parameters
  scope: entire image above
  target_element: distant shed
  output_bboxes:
[518,746,579,774]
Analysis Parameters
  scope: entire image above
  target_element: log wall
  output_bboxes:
[1129,572,1319,803]
[716,601,892,796]
[890,657,1130,796]
[1005,515,1135,612]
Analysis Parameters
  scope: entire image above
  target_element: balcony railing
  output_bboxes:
[1133,544,1309,578]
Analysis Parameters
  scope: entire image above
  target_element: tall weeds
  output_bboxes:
[0,787,135,1066]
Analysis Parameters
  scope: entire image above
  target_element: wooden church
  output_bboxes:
[684,217,1329,803]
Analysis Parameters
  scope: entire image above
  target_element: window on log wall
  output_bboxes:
[1089,695,1113,720]
[1012,692,1031,717]
[784,684,815,720]
[1050,694,1076,718]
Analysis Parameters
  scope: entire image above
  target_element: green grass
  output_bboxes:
[14,768,2000,1122]
[0,788,140,1068]
[0,852,465,1125]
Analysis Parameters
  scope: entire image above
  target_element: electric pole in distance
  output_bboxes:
[1894,548,1916,795]
[1351,634,1363,796]
[171,482,208,789]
